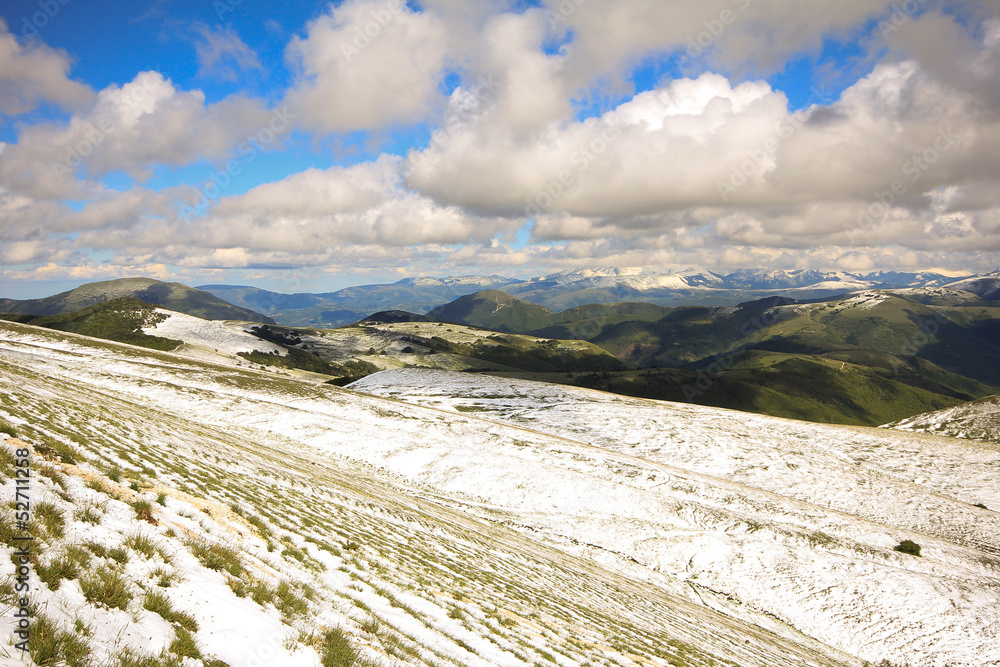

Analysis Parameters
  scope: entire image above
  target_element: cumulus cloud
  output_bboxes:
[0,71,282,198]
[0,20,93,115]
[547,0,902,87]
[5,2,1000,289]
[284,0,450,132]
[404,15,1000,258]
[201,156,516,250]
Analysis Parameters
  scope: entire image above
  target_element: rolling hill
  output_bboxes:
[1,320,997,666]
[426,290,557,332]
[0,278,273,323]
[0,297,183,351]
[421,289,1000,425]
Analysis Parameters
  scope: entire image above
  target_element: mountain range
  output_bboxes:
[198,268,995,326]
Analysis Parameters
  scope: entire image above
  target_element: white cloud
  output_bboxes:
[191,23,263,82]
[0,20,93,115]
[284,0,450,132]
[0,71,282,199]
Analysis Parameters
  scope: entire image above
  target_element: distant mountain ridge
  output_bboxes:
[198,268,993,324]
[0,278,273,323]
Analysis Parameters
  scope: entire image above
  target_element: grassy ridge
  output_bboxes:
[569,353,990,426]
[0,298,182,351]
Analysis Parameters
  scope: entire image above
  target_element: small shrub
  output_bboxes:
[894,540,922,557]
[83,541,108,558]
[282,545,306,563]
[274,581,309,618]
[227,577,248,598]
[152,567,178,588]
[80,567,133,610]
[0,447,16,477]
[108,468,123,483]
[144,591,199,632]
[34,437,82,464]
[114,648,182,666]
[156,493,168,506]
[74,504,102,525]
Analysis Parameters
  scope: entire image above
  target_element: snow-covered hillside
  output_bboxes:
[885,394,1000,444]
[143,309,285,362]
[2,321,999,666]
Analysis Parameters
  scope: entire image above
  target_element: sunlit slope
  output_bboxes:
[0,321,859,667]
[886,392,1000,444]
[2,321,999,666]
[351,369,1000,667]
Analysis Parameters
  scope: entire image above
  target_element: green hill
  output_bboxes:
[1,298,183,351]
[569,351,996,426]
[427,290,557,332]
[0,278,274,323]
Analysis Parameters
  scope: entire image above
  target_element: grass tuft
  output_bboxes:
[133,499,156,523]
[169,626,202,661]
[319,628,358,667]
[123,531,158,559]
[29,613,92,667]
[80,566,133,610]
[185,539,243,576]
[144,590,199,632]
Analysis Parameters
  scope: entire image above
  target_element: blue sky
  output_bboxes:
[1,0,999,297]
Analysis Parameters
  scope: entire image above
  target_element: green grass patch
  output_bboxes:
[144,590,199,632]
[123,531,158,559]
[29,613,92,667]
[169,626,202,661]
[186,540,243,576]
[318,628,358,667]
[80,567,133,610]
